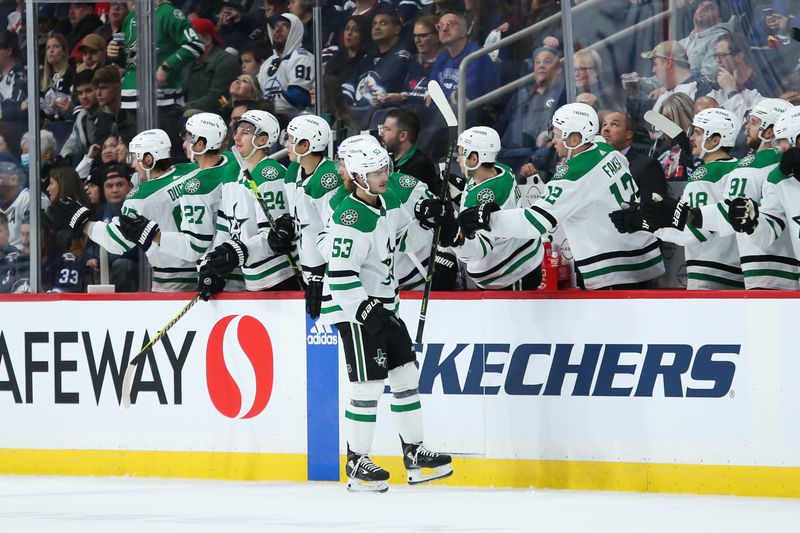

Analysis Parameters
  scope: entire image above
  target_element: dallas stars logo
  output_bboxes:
[399,175,416,188]
[553,164,569,179]
[320,173,339,189]
[476,188,495,204]
[738,154,755,167]
[340,209,358,226]
[262,166,279,180]
[126,186,139,199]
[691,166,708,181]
[374,349,387,368]
[183,178,201,194]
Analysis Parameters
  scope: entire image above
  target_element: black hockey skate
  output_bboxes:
[346,446,390,493]
[401,438,454,485]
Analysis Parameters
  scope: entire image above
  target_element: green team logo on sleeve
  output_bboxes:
[262,166,280,180]
[126,186,139,199]
[340,209,359,226]
[321,173,339,189]
[183,177,201,194]
[399,175,417,188]
[173,8,185,20]
[476,188,496,204]
[738,154,755,167]
[553,164,569,180]
[691,166,708,180]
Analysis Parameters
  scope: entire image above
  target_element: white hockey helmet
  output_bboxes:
[238,110,281,148]
[285,114,331,156]
[185,112,227,155]
[457,126,501,171]
[551,103,599,156]
[750,98,792,139]
[772,105,800,148]
[128,129,171,164]
[692,107,740,158]
[337,134,381,161]
[344,144,392,196]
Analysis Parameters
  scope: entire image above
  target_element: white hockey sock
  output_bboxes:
[388,363,424,445]
[345,380,384,456]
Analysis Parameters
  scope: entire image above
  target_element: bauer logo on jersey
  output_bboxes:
[476,188,496,204]
[320,173,339,190]
[340,209,359,226]
[183,177,201,194]
[738,154,755,167]
[399,175,417,188]
[553,164,569,179]
[691,166,708,180]
[262,166,280,180]
[126,185,140,198]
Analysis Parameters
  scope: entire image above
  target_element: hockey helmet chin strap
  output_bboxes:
[699,135,723,160]
[461,150,481,174]
[139,153,156,182]
[188,139,209,163]
[564,132,588,160]
[353,173,379,197]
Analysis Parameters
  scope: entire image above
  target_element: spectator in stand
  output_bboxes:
[573,48,619,109]
[216,0,263,55]
[264,0,289,19]
[288,0,315,52]
[679,0,734,79]
[77,133,124,181]
[93,162,137,292]
[21,131,59,175]
[75,33,107,74]
[0,30,27,121]
[640,40,714,115]
[380,108,441,191]
[221,73,263,121]
[498,0,561,65]
[84,166,105,213]
[93,1,129,44]
[0,211,24,293]
[693,94,719,113]
[41,33,76,121]
[259,13,314,124]
[0,126,21,161]
[327,0,392,59]
[464,0,502,45]
[56,2,102,51]
[600,110,668,202]
[377,13,440,105]
[240,41,271,77]
[323,15,371,125]
[0,162,29,249]
[656,91,695,181]
[60,70,115,169]
[183,18,241,116]
[93,66,132,142]
[429,11,498,105]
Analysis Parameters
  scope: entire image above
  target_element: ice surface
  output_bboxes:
[0,476,798,532]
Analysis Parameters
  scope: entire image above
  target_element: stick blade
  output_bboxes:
[428,80,458,128]
[643,110,683,139]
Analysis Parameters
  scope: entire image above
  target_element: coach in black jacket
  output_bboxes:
[601,111,667,203]
[380,108,441,193]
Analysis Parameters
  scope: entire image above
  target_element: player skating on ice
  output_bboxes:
[317,143,452,493]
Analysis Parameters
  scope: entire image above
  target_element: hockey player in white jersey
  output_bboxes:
[258,13,313,122]
[459,103,665,289]
[613,108,744,289]
[417,126,542,289]
[727,105,800,268]
[197,110,300,299]
[53,129,199,291]
[317,143,452,493]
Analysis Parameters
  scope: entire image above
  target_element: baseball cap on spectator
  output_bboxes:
[191,18,223,45]
[640,41,689,64]
[103,163,132,183]
[79,34,105,52]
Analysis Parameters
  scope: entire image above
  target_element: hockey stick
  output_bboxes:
[415,80,458,344]
[644,109,696,180]
[229,147,305,286]
[121,293,202,408]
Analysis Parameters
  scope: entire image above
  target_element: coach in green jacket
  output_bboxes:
[183,18,241,117]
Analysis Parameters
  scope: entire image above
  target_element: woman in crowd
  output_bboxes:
[40,33,75,120]
[378,13,441,106]
[323,15,372,128]
[43,166,90,291]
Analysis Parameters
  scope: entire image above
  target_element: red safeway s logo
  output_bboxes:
[206,315,274,419]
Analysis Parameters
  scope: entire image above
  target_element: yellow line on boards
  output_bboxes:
[0,449,307,482]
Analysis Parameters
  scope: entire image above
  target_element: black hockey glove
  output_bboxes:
[357,298,403,338]
[53,197,91,240]
[119,213,159,251]
[640,195,691,231]
[305,265,325,319]
[205,240,248,276]
[609,203,650,234]
[458,201,500,239]
[267,213,297,254]
[197,260,227,301]
[414,198,454,230]
[726,197,759,234]
[779,147,800,179]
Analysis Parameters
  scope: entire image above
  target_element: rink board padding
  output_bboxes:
[1,291,800,498]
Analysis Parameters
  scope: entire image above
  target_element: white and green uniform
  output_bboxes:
[696,150,799,289]
[87,167,198,291]
[456,163,542,289]
[746,167,800,271]
[288,158,343,279]
[655,159,743,289]
[317,191,402,324]
[386,172,437,290]
[119,2,204,109]
[488,142,665,289]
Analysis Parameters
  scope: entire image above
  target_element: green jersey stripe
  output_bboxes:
[243,260,292,281]
[106,225,132,251]
[742,269,800,281]
[481,240,541,286]
[152,276,196,283]
[581,255,663,280]
[524,209,548,234]
[688,224,707,242]
[321,305,344,314]
[330,281,363,291]
[687,272,745,288]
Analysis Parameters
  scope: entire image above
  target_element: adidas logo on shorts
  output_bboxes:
[307,322,338,345]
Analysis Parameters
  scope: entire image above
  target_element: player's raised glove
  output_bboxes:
[609,203,650,233]
[414,198,453,230]
[197,259,226,301]
[779,147,800,179]
[119,213,159,251]
[458,201,499,239]
[205,239,248,275]
[640,194,691,231]
[53,197,91,239]
[357,298,403,338]
[726,197,759,234]
[267,213,296,254]
[305,264,325,319]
